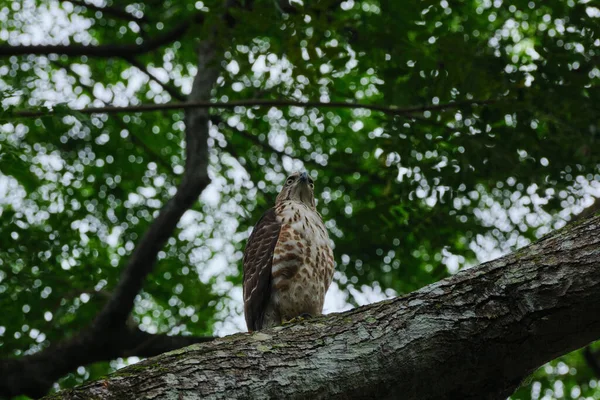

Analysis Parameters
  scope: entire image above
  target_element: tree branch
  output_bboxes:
[0,177,214,399]
[0,327,213,399]
[122,56,186,101]
[124,330,215,358]
[571,196,600,223]
[0,3,236,398]
[49,59,174,172]
[48,214,600,400]
[210,115,288,158]
[0,13,204,58]
[10,98,498,119]
[59,0,149,23]
[583,346,600,378]
[91,13,227,339]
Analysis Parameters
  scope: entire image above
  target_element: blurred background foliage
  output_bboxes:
[0,0,599,398]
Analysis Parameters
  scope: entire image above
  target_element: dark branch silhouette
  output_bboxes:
[0,14,204,58]
[48,59,174,172]
[58,0,149,23]
[583,346,600,378]
[0,0,237,396]
[9,98,498,119]
[123,56,186,101]
[0,327,213,399]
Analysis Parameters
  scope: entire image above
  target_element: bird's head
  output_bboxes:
[276,171,316,209]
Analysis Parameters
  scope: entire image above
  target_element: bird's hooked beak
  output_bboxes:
[299,171,309,183]
[291,171,314,207]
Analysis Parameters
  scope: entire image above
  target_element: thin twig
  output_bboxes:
[58,0,149,23]
[122,56,186,101]
[49,59,173,172]
[0,13,204,58]
[10,98,499,119]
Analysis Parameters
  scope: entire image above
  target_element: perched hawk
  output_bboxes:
[243,172,335,331]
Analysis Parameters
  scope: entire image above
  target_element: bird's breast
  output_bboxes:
[270,202,334,319]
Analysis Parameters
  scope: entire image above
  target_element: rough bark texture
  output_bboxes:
[48,214,600,400]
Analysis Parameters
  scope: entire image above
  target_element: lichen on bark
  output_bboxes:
[46,215,600,400]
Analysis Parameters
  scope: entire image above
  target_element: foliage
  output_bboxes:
[0,0,599,398]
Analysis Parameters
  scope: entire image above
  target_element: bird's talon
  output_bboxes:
[242,172,334,332]
[282,313,314,325]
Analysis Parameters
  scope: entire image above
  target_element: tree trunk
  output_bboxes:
[47,214,600,400]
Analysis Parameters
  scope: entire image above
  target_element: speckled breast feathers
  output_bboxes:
[242,172,334,331]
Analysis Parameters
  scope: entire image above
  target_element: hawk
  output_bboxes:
[242,171,335,331]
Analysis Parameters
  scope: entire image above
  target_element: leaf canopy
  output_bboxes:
[0,0,599,397]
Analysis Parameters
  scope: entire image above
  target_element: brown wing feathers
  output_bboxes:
[242,208,281,331]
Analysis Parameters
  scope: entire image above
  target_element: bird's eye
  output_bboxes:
[286,177,295,185]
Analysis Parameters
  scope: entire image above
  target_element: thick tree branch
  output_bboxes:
[9,98,498,119]
[0,327,213,399]
[122,329,215,358]
[91,10,227,339]
[49,214,600,400]
[0,3,235,399]
[0,14,204,58]
[89,165,211,332]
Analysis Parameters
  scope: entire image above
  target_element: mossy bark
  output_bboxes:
[49,215,600,400]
